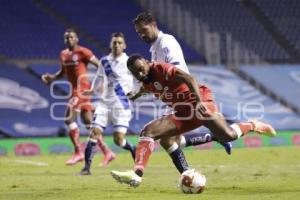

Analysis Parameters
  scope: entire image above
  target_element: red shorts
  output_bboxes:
[166,88,218,133]
[67,90,93,112]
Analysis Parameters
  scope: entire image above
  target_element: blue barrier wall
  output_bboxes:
[240,65,300,110]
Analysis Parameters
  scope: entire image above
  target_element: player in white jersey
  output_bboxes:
[79,33,136,175]
[150,31,189,73]
[129,12,232,174]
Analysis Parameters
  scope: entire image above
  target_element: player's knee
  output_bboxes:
[82,117,91,126]
[159,137,175,150]
[64,118,73,125]
[89,127,102,139]
[219,129,237,143]
[140,126,155,138]
[113,133,124,146]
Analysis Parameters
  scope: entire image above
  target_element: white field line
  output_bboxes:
[8,159,49,166]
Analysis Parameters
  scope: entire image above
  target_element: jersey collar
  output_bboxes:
[108,52,126,62]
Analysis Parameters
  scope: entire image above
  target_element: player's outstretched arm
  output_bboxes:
[82,62,105,96]
[89,56,100,68]
[127,86,147,101]
[41,68,64,84]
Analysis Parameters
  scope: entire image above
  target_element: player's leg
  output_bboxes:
[79,109,115,174]
[113,129,136,160]
[201,112,276,143]
[159,136,189,174]
[111,116,179,187]
[65,106,84,165]
[177,128,232,155]
[79,126,103,175]
[93,102,117,166]
[112,107,136,160]
[80,108,115,166]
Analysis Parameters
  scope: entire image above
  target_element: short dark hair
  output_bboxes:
[111,32,125,40]
[127,54,144,69]
[65,28,77,34]
[133,12,156,25]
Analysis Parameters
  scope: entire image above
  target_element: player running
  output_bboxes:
[110,54,276,187]
[78,32,136,175]
[41,28,114,165]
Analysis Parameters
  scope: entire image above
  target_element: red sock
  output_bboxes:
[69,128,81,154]
[231,122,254,137]
[97,135,111,155]
[134,137,154,172]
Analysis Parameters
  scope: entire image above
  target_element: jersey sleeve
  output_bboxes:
[159,63,177,81]
[162,37,182,67]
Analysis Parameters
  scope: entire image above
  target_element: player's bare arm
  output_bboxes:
[173,69,207,114]
[127,86,147,101]
[41,67,64,84]
[89,56,101,68]
[82,59,103,96]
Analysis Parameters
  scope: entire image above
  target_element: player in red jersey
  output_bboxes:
[111,54,276,187]
[42,29,115,165]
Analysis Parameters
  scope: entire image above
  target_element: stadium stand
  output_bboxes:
[253,0,300,52]
[174,0,290,62]
[39,0,202,62]
[0,0,66,59]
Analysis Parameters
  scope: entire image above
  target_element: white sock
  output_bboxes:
[179,135,186,148]
[230,124,243,138]
[167,143,179,154]
[68,122,78,131]
[121,139,127,147]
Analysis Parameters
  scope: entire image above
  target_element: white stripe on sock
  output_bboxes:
[230,124,243,138]
[88,138,97,143]
[138,136,154,143]
[179,135,186,148]
[121,139,127,147]
[167,143,179,154]
[68,122,78,130]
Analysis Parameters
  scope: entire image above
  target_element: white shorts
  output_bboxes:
[92,100,132,133]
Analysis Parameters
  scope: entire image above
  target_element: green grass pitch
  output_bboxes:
[1,146,300,200]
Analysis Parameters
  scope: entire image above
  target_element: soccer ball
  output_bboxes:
[179,169,206,194]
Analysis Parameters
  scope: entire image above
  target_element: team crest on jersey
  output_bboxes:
[72,54,78,62]
[153,82,163,91]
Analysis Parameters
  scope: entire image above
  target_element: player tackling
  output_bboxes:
[110,54,276,187]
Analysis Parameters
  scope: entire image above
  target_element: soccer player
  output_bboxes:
[78,32,136,175]
[132,12,232,174]
[111,55,276,187]
[41,28,114,165]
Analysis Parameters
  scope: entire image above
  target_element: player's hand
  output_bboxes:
[126,92,135,101]
[82,89,94,96]
[196,102,209,118]
[41,73,54,84]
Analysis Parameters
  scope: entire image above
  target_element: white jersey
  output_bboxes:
[92,53,133,131]
[97,53,134,109]
[150,31,190,74]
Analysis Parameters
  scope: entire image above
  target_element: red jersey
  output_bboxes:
[60,46,94,94]
[143,62,213,112]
